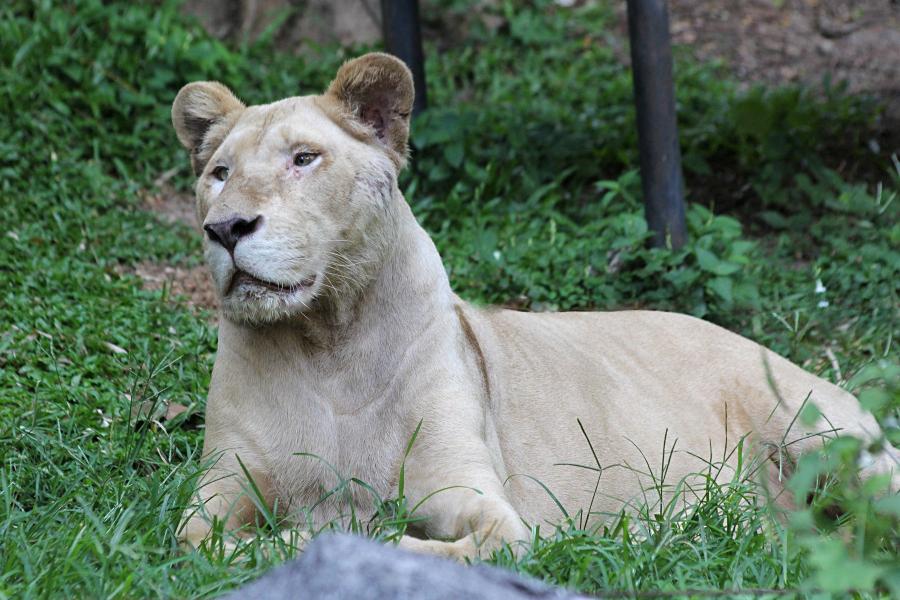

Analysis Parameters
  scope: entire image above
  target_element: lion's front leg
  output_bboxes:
[396,497,528,561]
[179,453,278,551]
[397,436,530,561]
[179,471,253,551]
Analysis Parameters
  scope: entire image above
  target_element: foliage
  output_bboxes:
[786,368,900,596]
[0,0,897,598]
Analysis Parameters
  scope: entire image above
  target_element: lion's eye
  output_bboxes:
[293,152,318,167]
[211,166,229,181]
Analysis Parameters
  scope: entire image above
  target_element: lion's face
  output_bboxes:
[171,54,414,325]
[194,98,395,324]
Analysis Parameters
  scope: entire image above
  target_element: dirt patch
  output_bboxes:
[127,261,218,312]
[142,170,198,229]
[663,0,900,120]
[123,178,218,313]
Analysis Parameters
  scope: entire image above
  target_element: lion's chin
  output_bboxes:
[220,272,321,325]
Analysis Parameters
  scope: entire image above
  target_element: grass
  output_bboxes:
[1,0,898,597]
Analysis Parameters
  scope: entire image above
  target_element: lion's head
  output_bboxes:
[171,53,414,325]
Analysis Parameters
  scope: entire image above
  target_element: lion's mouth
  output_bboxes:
[227,270,317,296]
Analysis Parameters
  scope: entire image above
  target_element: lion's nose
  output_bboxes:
[203,215,262,253]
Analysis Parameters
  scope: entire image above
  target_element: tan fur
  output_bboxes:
[323,52,414,169]
[171,54,898,560]
[172,82,245,176]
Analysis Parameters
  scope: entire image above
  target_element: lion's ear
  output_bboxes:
[171,82,244,175]
[325,53,414,165]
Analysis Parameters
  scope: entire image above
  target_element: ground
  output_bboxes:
[2,1,898,597]
[131,181,218,313]
[665,0,900,120]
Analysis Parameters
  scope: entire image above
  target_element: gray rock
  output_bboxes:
[223,533,588,600]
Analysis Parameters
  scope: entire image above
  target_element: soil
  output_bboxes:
[122,181,220,312]
[142,180,198,230]
[126,261,218,313]
[662,0,900,121]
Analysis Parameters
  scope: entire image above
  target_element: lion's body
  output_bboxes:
[471,307,883,524]
[171,53,897,559]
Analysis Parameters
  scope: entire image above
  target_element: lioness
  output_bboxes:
[172,53,897,559]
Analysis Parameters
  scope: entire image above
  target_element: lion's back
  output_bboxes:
[468,307,884,522]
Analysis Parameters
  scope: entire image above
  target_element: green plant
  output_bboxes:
[1,0,897,597]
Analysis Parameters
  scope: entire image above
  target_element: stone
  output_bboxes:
[222,534,588,600]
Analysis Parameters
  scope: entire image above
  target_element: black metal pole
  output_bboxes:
[380,0,428,116]
[626,0,687,249]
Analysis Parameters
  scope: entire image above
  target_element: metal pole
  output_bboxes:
[380,0,428,116]
[626,0,687,249]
